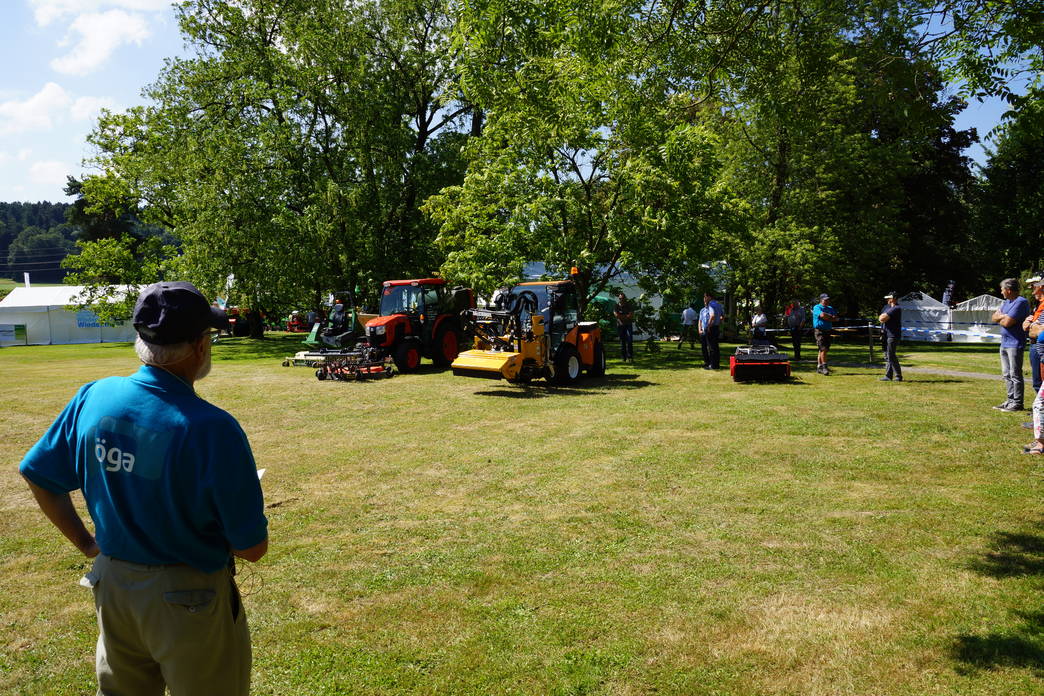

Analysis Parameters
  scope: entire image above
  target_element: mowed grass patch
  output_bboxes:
[1,338,1041,695]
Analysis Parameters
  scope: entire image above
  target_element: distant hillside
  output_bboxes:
[0,201,76,284]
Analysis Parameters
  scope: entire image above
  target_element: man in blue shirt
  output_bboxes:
[811,293,839,375]
[698,291,725,369]
[992,277,1031,412]
[878,291,903,381]
[19,281,269,696]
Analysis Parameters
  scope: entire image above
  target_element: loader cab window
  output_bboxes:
[512,284,578,351]
[380,285,423,315]
[547,285,578,350]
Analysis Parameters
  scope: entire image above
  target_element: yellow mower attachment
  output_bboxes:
[451,314,548,381]
[451,349,523,380]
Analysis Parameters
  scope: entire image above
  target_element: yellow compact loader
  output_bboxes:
[451,280,606,384]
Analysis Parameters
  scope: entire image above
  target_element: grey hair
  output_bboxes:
[1000,278,1020,293]
[135,336,196,366]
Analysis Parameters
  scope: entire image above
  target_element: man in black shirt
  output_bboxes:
[879,291,903,381]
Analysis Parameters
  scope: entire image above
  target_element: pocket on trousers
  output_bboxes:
[163,589,217,614]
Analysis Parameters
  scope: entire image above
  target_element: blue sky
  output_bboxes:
[0,1,184,203]
[0,0,1012,204]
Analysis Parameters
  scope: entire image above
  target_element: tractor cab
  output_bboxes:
[512,281,580,354]
[376,280,446,345]
[364,279,472,371]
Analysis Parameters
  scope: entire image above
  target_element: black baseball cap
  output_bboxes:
[133,281,229,345]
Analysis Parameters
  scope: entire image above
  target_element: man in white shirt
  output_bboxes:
[678,304,698,349]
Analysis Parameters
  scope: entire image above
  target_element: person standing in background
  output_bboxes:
[1022,276,1044,396]
[878,291,903,382]
[698,292,725,370]
[614,292,635,363]
[679,304,698,349]
[785,300,806,361]
[811,294,838,375]
[992,277,1030,412]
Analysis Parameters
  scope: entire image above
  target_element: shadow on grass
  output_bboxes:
[885,378,971,384]
[473,373,657,398]
[951,522,1044,674]
[968,528,1044,578]
[733,377,810,386]
[952,616,1044,674]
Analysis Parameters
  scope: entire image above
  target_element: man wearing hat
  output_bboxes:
[18,281,268,696]
[811,293,838,375]
[878,291,903,381]
[992,277,1030,412]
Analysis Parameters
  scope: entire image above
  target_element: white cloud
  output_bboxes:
[29,160,73,188]
[0,83,72,134]
[31,0,171,27]
[18,149,34,161]
[51,10,152,76]
[71,96,118,120]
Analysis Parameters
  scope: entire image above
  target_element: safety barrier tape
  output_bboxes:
[760,325,1006,341]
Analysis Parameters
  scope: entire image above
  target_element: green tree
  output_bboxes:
[973,89,1044,281]
[7,225,76,283]
[672,3,981,315]
[79,0,473,321]
[426,0,724,307]
[64,176,138,242]
[62,235,178,322]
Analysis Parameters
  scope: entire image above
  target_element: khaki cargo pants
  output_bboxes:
[83,554,251,696]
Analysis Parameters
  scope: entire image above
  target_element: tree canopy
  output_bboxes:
[65,0,1042,321]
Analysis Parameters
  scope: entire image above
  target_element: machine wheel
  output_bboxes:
[552,345,581,384]
[282,359,291,367]
[394,341,422,372]
[315,369,327,380]
[432,326,462,366]
[588,341,606,377]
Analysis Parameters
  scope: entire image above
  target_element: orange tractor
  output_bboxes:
[363,278,474,372]
[451,278,606,384]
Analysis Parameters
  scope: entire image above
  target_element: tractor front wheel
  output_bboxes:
[432,326,462,366]
[588,341,606,377]
[394,342,422,373]
[552,345,581,384]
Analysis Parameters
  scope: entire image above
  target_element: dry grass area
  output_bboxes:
[1,336,1041,695]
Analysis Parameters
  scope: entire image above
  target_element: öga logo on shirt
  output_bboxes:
[95,437,135,473]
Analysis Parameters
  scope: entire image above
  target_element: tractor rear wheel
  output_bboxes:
[588,341,606,377]
[432,325,462,366]
[552,344,581,384]
[394,341,422,372]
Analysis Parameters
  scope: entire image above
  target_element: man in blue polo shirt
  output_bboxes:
[992,277,1031,412]
[811,293,839,375]
[698,291,725,369]
[19,281,269,696]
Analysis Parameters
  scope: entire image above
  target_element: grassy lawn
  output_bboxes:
[1,335,1040,695]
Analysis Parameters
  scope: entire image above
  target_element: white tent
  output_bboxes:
[898,291,951,342]
[0,286,136,346]
[950,294,1003,343]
